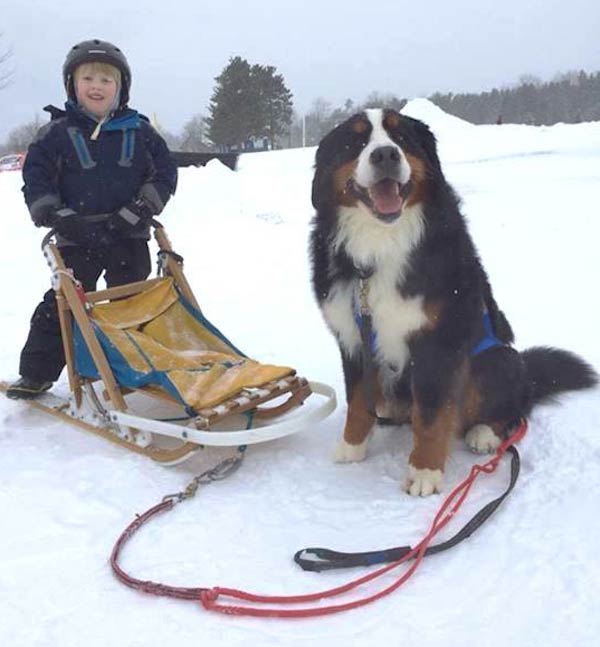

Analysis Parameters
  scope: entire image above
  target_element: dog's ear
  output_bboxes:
[311,135,335,210]
[416,120,443,175]
[404,117,443,176]
[311,164,331,210]
[311,116,358,211]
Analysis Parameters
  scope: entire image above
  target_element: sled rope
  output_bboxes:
[110,421,527,618]
[110,447,246,598]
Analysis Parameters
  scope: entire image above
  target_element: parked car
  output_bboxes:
[0,152,26,172]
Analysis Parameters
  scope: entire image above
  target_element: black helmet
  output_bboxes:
[63,39,132,107]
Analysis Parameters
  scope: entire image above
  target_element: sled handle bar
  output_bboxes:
[41,218,165,251]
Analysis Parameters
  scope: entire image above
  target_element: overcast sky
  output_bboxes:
[1,0,599,142]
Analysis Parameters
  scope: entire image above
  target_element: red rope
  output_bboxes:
[199,421,528,618]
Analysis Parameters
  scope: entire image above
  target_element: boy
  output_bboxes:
[7,39,178,399]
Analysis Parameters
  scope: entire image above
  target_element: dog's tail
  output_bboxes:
[521,346,597,406]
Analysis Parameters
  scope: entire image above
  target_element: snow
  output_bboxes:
[1,100,600,646]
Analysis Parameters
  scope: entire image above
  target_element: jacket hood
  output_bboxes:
[43,103,145,131]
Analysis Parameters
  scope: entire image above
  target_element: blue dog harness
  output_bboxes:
[471,311,505,356]
[353,294,505,357]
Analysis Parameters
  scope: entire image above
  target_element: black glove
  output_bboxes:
[106,196,154,236]
[54,212,115,248]
[31,203,61,228]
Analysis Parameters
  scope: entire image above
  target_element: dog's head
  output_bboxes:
[312,109,443,223]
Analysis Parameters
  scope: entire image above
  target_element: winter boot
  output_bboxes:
[6,376,53,400]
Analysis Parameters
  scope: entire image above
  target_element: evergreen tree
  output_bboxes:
[206,56,254,148]
[207,56,293,149]
[251,64,293,144]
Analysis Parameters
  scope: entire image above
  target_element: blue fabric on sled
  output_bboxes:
[73,321,188,407]
[73,286,247,408]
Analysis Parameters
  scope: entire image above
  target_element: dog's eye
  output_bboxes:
[344,136,367,151]
[352,135,367,149]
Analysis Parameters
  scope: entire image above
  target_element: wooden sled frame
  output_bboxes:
[41,224,336,464]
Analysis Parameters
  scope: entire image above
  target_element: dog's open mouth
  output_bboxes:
[348,178,411,223]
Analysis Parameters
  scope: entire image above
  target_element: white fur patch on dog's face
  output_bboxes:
[354,109,411,189]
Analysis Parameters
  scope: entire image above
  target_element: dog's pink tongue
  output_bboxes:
[370,179,404,214]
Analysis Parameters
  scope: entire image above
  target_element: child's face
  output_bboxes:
[74,67,119,118]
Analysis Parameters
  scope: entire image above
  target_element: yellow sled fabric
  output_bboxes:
[74,277,294,411]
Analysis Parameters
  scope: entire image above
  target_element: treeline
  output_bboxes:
[431,70,600,125]
[2,65,600,156]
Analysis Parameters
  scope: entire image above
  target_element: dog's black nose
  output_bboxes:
[369,146,401,177]
[370,146,400,166]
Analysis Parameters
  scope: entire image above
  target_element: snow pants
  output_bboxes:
[19,240,151,383]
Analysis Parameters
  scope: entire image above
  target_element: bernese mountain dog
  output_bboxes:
[310,108,597,496]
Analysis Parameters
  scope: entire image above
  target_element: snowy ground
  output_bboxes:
[1,100,599,646]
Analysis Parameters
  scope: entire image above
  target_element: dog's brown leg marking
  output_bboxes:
[409,400,460,472]
[461,373,508,437]
[343,378,380,445]
[462,376,482,431]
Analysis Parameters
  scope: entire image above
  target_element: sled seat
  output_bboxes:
[73,277,297,414]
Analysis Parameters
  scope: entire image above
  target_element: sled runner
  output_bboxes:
[1,224,335,464]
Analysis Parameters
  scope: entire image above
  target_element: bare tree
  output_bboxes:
[1,116,43,154]
[518,74,543,87]
[360,92,406,111]
[303,97,333,146]
[147,113,180,150]
[1,33,14,90]
[553,70,582,86]
[179,114,211,152]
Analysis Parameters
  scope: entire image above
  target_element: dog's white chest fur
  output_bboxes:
[366,266,427,370]
[321,203,427,373]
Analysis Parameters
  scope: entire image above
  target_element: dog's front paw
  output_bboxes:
[465,424,501,454]
[406,465,443,496]
[333,437,368,463]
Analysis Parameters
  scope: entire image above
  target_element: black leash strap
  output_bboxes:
[294,444,520,572]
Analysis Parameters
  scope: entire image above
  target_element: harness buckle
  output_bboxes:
[358,278,370,315]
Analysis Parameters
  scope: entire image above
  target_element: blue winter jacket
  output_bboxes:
[22,101,178,241]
